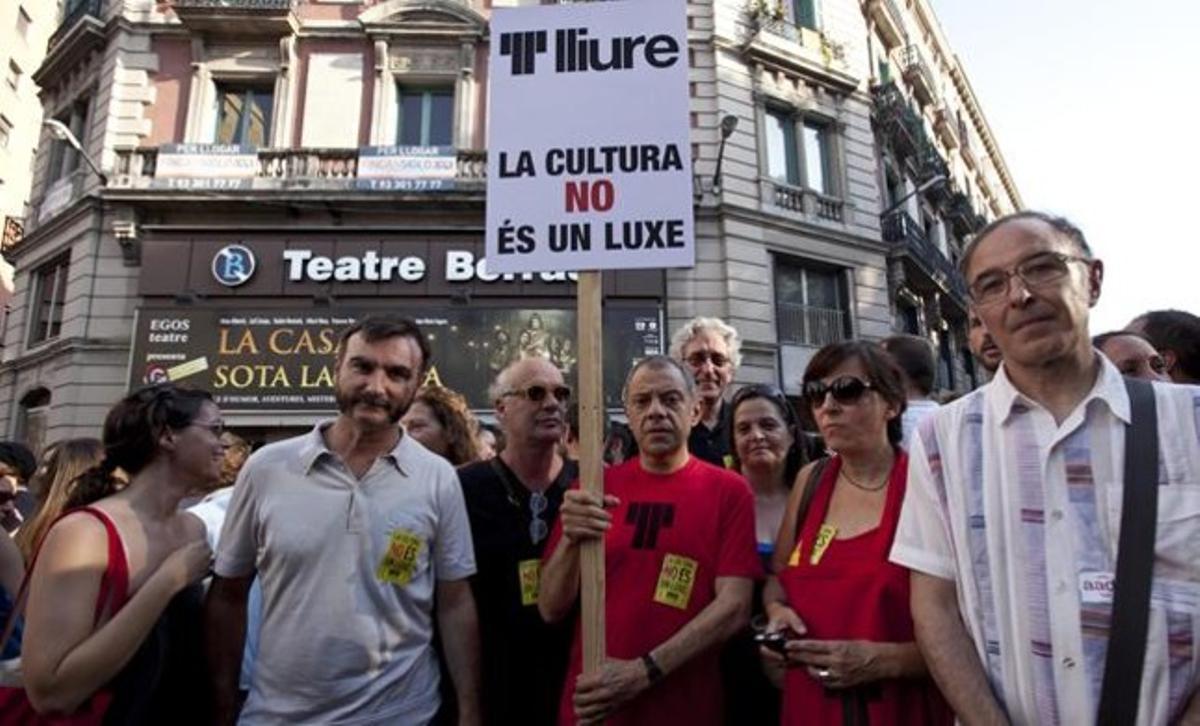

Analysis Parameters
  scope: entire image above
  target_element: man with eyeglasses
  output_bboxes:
[539,355,760,726]
[891,211,1200,724]
[207,316,482,726]
[458,357,577,726]
[670,317,742,468]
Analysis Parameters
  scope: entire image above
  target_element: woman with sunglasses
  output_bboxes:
[4,384,218,723]
[760,342,950,725]
[721,384,809,725]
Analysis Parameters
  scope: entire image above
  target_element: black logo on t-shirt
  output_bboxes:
[627,502,675,550]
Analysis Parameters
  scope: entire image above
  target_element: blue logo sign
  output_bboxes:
[212,244,256,287]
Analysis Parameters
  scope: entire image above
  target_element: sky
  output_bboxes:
[930,0,1200,333]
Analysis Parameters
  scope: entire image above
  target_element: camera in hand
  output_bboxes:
[753,630,788,653]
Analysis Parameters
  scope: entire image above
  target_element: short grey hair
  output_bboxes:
[669,316,742,369]
[622,355,696,402]
[959,210,1093,279]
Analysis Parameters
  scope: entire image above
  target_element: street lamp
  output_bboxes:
[711,114,739,191]
[878,173,946,218]
[43,118,107,185]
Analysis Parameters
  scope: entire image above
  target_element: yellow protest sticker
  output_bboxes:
[518,559,542,606]
[809,524,838,565]
[788,541,802,567]
[653,554,698,610]
[377,529,423,585]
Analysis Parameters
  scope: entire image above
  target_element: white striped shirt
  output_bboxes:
[891,355,1200,725]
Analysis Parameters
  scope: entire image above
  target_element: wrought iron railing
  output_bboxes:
[871,82,948,183]
[48,0,104,51]
[776,302,849,347]
[882,209,968,302]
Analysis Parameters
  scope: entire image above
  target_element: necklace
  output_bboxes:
[839,466,889,492]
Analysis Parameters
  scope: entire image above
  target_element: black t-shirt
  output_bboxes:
[459,457,578,726]
[688,399,733,468]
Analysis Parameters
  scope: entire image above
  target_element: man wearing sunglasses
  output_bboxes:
[891,211,1200,724]
[458,357,577,726]
[670,317,742,468]
[539,355,760,726]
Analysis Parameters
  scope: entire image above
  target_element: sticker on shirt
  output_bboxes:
[377,529,423,585]
[1081,571,1200,614]
[518,559,542,606]
[809,524,837,565]
[654,554,698,610]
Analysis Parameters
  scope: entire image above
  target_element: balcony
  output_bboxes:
[882,210,968,305]
[109,146,487,194]
[769,180,846,223]
[933,106,959,150]
[945,191,985,238]
[171,0,298,35]
[37,0,106,86]
[872,82,948,183]
[900,44,937,106]
[865,0,906,50]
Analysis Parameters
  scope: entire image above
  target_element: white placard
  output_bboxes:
[485,0,694,274]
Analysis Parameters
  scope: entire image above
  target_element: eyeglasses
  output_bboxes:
[529,490,549,545]
[503,384,572,404]
[968,251,1092,306]
[685,350,730,369]
[803,376,876,408]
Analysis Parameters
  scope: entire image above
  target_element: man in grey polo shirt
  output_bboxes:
[206,316,481,726]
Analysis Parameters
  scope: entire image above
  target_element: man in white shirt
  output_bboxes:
[891,211,1200,724]
[882,334,941,449]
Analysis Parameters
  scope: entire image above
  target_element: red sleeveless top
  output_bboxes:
[778,453,951,725]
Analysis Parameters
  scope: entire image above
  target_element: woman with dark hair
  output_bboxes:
[760,341,950,725]
[4,384,218,722]
[13,438,105,562]
[721,384,809,725]
[401,385,482,467]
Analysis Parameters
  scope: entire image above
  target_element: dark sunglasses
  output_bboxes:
[685,350,730,368]
[803,376,876,408]
[504,384,572,404]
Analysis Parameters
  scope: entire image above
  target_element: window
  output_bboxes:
[897,301,920,334]
[29,254,70,346]
[0,116,11,149]
[6,60,20,91]
[396,86,454,146]
[774,256,851,347]
[765,109,799,185]
[46,98,90,183]
[215,84,274,146]
[936,333,956,391]
[792,0,818,29]
[764,109,836,195]
[16,388,50,458]
[802,121,831,195]
[16,7,31,38]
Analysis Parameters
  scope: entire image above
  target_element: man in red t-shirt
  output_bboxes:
[539,355,761,725]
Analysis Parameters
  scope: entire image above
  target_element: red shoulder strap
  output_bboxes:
[0,506,131,646]
[72,507,131,622]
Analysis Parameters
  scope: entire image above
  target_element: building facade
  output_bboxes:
[0,0,1019,452]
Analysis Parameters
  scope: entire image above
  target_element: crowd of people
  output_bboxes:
[0,209,1198,725]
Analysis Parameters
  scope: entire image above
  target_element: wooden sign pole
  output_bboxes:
[577,270,606,675]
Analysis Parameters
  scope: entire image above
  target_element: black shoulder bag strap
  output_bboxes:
[1097,377,1159,726]
[792,457,830,542]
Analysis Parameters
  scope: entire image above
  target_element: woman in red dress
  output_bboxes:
[761,341,951,725]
